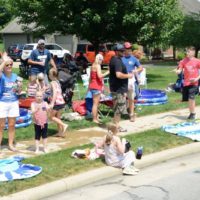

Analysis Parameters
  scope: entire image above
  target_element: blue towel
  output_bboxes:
[0,156,42,182]
[162,121,200,141]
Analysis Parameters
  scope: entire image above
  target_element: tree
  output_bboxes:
[171,13,200,57]
[10,0,183,50]
[0,0,13,28]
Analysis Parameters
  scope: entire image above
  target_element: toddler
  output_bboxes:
[27,75,38,97]
[31,90,50,153]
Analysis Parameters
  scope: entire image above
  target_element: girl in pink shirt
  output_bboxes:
[31,91,50,153]
[49,68,68,137]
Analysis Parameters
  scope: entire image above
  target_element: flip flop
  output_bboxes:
[118,127,127,132]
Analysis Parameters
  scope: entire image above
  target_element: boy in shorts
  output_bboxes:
[176,47,200,120]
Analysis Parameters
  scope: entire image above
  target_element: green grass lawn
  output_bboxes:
[0,64,196,196]
[0,128,193,196]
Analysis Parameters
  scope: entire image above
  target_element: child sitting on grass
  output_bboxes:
[96,123,139,175]
[31,90,50,153]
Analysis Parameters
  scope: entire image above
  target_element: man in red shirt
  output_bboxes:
[176,47,200,120]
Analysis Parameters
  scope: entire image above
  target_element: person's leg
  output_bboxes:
[189,99,195,114]
[7,117,17,151]
[34,124,41,153]
[42,123,48,153]
[92,93,101,123]
[0,118,6,148]
[50,109,68,137]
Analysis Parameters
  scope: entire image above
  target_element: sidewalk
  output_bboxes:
[1,106,200,199]
[1,106,199,158]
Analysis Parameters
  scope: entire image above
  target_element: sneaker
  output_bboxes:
[130,165,140,172]
[187,113,196,120]
[123,166,139,175]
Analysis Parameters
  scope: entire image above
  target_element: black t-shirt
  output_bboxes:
[109,56,128,93]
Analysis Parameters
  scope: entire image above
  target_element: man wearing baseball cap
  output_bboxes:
[109,43,134,132]
[122,42,143,122]
[28,39,56,83]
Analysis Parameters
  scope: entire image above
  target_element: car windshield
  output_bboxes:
[23,45,34,50]
[77,44,86,53]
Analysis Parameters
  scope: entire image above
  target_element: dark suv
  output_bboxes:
[7,44,24,61]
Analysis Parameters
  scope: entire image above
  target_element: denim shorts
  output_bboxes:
[90,89,101,96]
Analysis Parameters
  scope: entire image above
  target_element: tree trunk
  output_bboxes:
[173,46,176,60]
[195,47,199,58]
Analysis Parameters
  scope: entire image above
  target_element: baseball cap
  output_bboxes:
[113,43,125,51]
[38,39,46,45]
[124,42,132,49]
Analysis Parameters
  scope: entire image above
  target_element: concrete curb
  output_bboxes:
[1,142,200,200]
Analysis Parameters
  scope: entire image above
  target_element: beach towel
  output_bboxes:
[0,156,42,182]
[162,121,200,141]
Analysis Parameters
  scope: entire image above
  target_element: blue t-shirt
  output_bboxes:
[122,55,141,73]
[29,49,51,74]
[0,73,18,102]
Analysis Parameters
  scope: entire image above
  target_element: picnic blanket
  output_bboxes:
[0,156,42,182]
[162,121,200,141]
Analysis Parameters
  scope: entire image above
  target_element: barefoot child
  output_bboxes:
[49,68,68,137]
[31,91,50,153]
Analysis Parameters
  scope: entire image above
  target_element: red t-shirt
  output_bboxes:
[178,57,200,86]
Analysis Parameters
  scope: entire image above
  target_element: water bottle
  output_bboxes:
[136,146,143,159]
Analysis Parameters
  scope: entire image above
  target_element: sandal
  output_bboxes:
[118,127,127,132]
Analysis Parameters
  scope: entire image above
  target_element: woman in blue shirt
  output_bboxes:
[0,53,22,152]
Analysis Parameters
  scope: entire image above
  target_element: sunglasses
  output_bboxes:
[5,63,13,67]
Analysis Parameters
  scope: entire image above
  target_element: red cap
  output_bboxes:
[124,42,132,49]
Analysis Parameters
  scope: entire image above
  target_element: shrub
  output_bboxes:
[176,51,185,60]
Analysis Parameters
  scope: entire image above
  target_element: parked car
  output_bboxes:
[20,43,71,77]
[75,43,115,65]
[7,44,24,61]
[21,43,71,61]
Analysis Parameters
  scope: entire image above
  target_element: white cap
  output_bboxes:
[38,39,46,45]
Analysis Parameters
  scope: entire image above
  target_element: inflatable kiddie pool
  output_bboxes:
[5,108,32,129]
[19,97,35,108]
[135,89,168,106]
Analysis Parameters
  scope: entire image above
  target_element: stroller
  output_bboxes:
[58,56,80,108]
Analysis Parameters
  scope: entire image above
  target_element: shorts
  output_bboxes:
[111,92,128,115]
[182,85,198,102]
[53,104,65,111]
[30,71,49,85]
[34,123,48,140]
[90,89,101,96]
[0,101,19,118]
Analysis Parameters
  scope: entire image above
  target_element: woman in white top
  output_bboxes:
[96,123,138,175]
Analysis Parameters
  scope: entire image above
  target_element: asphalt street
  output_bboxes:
[44,152,200,200]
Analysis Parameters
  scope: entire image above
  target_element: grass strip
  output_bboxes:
[0,128,193,196]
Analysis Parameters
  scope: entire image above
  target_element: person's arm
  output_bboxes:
[116,71,133,79]
[96,64,109,78]
[28,51,44,66]
[31,103,39,114]
[49,82,56,108]
[176,60,184,74]
[0,60,5,78]
[50,58,57,70]
[115,136,126,154]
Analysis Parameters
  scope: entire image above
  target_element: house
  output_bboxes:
[0,18,78,54]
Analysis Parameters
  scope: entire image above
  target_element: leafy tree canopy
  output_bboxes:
[0,0,13,28]
[172,12,200,55]
[10,0,183,47]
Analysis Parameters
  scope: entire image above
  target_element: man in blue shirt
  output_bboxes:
[122,42,143,122]
[28,39,57,83]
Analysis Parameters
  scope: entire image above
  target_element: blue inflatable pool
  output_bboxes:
[135,89,168,106]
[5,108,32,129]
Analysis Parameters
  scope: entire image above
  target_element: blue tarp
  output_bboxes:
[0,156,42,182]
